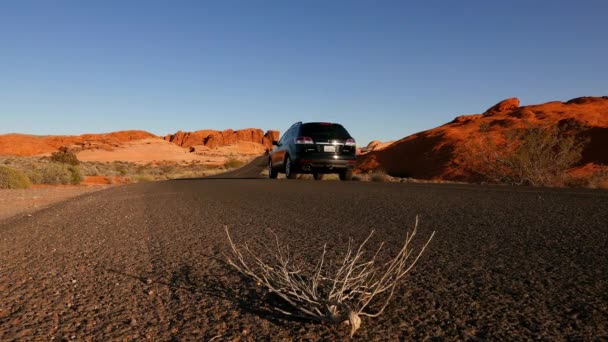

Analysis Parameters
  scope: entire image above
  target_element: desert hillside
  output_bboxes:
[0,130,156,156]
[356,96,608,182]
[0,128,280,165]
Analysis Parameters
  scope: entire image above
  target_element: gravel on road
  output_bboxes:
[1,179,607,340]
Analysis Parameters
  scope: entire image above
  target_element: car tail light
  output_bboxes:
[345,138,356,146]
[294,136,314,144]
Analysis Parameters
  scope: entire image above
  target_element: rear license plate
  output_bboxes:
[323,145,335,152]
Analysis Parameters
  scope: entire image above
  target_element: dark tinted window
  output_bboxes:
[300,123,350,139]
[280,125,296,144]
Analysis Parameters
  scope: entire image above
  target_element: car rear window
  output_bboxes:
[300,123,351,139]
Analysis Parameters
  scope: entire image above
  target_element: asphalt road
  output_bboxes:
[1,164,607,340]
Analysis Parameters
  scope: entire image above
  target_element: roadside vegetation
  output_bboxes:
[260,167,466,184]
[225,216,434,336]
[223,158,245,169]
[0,153,250,186]
[0,165,32,189]
[456,124,589,187]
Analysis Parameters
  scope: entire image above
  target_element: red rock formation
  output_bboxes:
[483,97,520,116]
[0,128,280,156]
[356,97,608,182]
[164,128,280,149]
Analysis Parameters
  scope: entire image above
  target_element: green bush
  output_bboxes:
[0,165,31,189]
[39,163,83,185]
[50,150,80,165]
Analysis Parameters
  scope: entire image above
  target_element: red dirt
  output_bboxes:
[356,96,608,182]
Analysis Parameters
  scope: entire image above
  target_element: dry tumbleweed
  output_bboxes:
[224,216,434,336]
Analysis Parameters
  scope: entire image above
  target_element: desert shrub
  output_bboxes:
[50,150,80,165]
[224,158,244,169]
[370,169,390,182]
[135,164,148,175]
[351,174,365,181]
[78,162,101,176]
[457,125,585,187]
[225,217,434,337]
[114,163,130,176]
[133,174,155,182]
[40,163,71,184]
[0,166,31,189]
[25,169,43,184]
[68,165,84,184]
[159,164,176,175]
[39,163,82,185]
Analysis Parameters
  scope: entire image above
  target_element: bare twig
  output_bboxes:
[224,216,435,337]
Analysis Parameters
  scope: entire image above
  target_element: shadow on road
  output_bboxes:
[101,258,310,325]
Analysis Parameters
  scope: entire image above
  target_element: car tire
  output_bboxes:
[313,173,323,180]
[285,156,297,179]
[339,169,353,181]
[268,159,278,179]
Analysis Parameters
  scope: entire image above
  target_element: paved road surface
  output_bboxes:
[1,161,607,340]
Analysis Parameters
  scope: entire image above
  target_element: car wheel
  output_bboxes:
[313,173,323,180]
[268,159,278,179]
[285,156,297,179]
[339,169,353,181]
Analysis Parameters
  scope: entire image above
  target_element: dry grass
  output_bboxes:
[225,217,434,336]
[370,170,391,182]
[0,156,244,184]
[224,158,245,169]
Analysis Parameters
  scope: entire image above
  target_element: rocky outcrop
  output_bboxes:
[483,98,520,116]
[164,128,280,149]
[356,97,608,182]
[0,128,280,156]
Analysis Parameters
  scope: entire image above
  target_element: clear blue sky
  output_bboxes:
[1,0,607,145]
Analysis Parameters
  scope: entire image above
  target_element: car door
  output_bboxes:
[272,127,291,168]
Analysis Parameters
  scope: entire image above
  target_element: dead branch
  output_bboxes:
[224,216,435,337]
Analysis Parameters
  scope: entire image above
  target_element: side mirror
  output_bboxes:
[272,140,279,146]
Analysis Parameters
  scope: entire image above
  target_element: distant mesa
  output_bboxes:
[0,128,280,165]
[164,128,280,149]
[356,96,608,183]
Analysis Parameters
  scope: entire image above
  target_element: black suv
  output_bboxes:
[268,122,357,180]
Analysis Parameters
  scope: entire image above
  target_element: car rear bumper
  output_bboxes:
[293,155,356,173]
